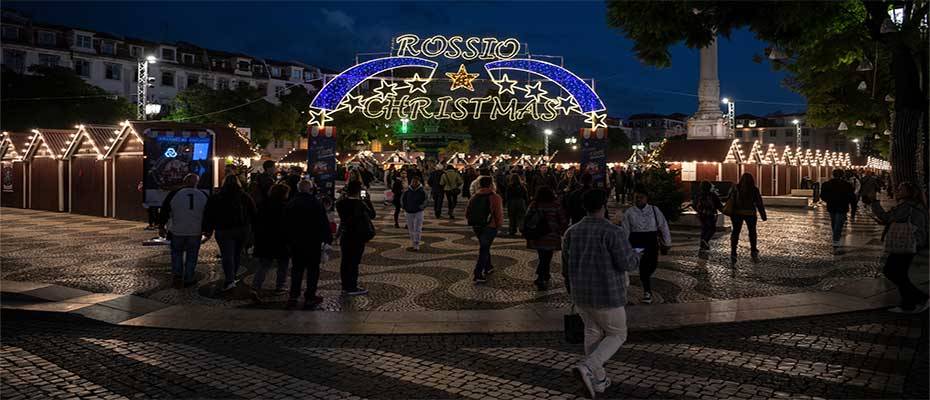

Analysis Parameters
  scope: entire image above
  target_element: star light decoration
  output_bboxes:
[373,80,399,101]
[337,93,366,113]
[551,95,581,116]
[307,108,333,128]
[399,73,431,94]
[492,73,519,94]
[521,81,549,103]
[584,111,608,130]
[445,64,480,92]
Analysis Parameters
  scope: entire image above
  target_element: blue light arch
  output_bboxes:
[310,56,438,111]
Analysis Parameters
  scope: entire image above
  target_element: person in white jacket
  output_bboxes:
[620,186,671,304]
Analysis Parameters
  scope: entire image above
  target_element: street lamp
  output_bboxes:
[564,136,577,150]
[400,118,409,151]
[722,97,735,138]
[543,128,553,157]
[137,55,157,120]
[792,119,802,149]
[852,138,861,156]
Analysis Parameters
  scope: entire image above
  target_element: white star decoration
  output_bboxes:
[373,80,399,101]
[492,74,519,95]
[584,112,608,130]
[337,93,366,113]
[522,81,548,103]
[307,108,333,127]
[551,95,581,116]
[399,73,431,94]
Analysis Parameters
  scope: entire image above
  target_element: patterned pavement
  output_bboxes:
[0,196,889,311]
[1,309,926,399]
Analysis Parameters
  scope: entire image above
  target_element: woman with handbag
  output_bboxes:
[725,173,767,265]
[335,180,376,296]
[621,186,671,304]
[524,186,568,290]
[693,181,723,257]
[869,182,929,313]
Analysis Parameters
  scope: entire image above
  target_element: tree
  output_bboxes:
[0,65,133,131]
[607,0,928,189]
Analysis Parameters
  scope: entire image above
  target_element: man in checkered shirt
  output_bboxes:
[561,189,640,398]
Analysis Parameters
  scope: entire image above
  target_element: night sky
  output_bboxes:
[8,1,807,118]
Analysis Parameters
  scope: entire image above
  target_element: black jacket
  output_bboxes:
[284,192,332,249]
[252,198,289,259]
[336,198,376,243]
[820,178,855,213]
[203,190,256,234]
[401,186,427,213]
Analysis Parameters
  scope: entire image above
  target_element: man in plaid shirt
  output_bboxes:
[562,189,640,398]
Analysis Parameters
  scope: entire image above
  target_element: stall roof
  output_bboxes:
[279,148,308,164]
[66,124,120,158]
[658,139,735,163]
[25,128,78,159]
[1,131,32,161]
[109,121,259,159]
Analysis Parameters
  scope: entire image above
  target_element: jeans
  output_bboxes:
[290,247,322,300]
[340,240,366,291]
[445,191,458,217]
[508,198,527,235]
[535,249,554,282]
[473,227,498,278]
[406,211,424,247]
[730,215,758,256]
[215,226,249,286]
[699,214,717,250]
[577,306,628,382]
[432,191,444,218]
[253,257,288,291]
[883,253,927,309]
[628,231,658,293]
[169,235,201,283]
[829,212,847,244]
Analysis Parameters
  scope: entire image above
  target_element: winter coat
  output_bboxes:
[252,198,290,259]
[400,186,428,213]
[203,190,257,234]
[526,200,568,250]
[283,192,332,248]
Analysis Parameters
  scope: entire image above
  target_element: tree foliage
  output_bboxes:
[607,0,928,186]
[0,65,134,131]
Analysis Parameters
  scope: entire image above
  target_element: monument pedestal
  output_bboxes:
[687,117,728,139]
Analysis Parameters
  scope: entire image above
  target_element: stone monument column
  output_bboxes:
[687,34,728,139]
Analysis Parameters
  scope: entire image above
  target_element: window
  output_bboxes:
[290,68,302,80]
[130,45,143,58]
[182,53,194,64]
[73,58,91,77]
[784,130,794,137]
[161,48,175,61]
[36,53,59,67]
[681,162,697,182]
[274,86,286,96]
[161,70,175,86]
[2,49,25,73]
[100,41,116,55]
[186,74,199,87]
[802,141,810,148]
[238,61,250,71]
[273,139,284,148]
[104,63,121,80]
[217,78,229,90]
[768,131,777,138]
[76,34,93,49]
[271,67,281,77]
[802,129,810,137]
[735,131,743,138]
[1,26,19,40]
[750,130,759,138]
[37,31,56,46]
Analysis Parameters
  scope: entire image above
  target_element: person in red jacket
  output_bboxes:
[465,176,504,283]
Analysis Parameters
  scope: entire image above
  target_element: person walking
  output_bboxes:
[466,176,504,283]
[562,189,640,399]
[283,180,333,309]
[868,182,929,313]
[847,170,861,219]
[251,183,291,296]
[506,174,529,236]
[390,171,406,228]
[621,187,671,305]
[401,176,428,251]
[693,181,723,256]
[469,167,495,195]
[250,160,277,207]
[440,165,464,219]
[525,186,568,290]
[530,165,559,200]
[427,164,445,219]
[336,181,376,296]
[462,166,476,199]
[204,175,257,291]
[158,173,209,288]
[859,171,881,205]
[820,169,856,252]
[727,173,767,265]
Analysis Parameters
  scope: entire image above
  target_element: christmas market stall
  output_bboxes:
[443,152,469,169]
[655,139,744,184]
[23,128,75,212]
[0,131,31,208]
[382,151,415,169]
[64,124,118,217]
[277,148,308,170]
[467,153,493,168]
[510,154,537,169]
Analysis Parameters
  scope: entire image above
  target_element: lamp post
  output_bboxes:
[722,97,735,138]
[565,136,577,151]
[137,55,157,120]
[400,118,409,151]
[852,138,861,156]
[792,119,802,149]
[544,128,553,157]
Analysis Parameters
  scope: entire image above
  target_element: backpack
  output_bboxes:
[522,206,551,240]
[467,194,492,228]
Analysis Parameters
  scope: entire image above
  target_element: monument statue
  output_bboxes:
[687,35,729,140]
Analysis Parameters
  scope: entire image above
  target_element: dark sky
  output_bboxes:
[8,1,807,118]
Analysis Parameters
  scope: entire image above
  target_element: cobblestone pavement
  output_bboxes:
[0,195,889,311]
[1,309,926,399]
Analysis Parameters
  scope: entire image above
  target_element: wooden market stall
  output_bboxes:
[657,139,744,184]
[24,128,75,212]
[443,152,469,169]
[64,124,118,217]
[0,131,31,208]
[278,148,308,170]
[382,151,415,169]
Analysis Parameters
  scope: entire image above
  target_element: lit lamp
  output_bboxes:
[137,55,158,120]
[722,97,735,138]
[543,128,553,157]
[792,119,802,149]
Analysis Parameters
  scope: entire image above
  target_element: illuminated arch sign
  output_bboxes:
[308,34,607,129]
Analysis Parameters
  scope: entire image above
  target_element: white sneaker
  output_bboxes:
[888,306,909,313]
[223,281,238,291]
[642,292,653,304]
[572,364,596,399]
[594,376,611,393]
[911,303,929,313]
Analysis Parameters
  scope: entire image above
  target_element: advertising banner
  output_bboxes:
[2,163,13,193]
[579,128,608,188]
[142,129,214,207]
[308,126,337,201]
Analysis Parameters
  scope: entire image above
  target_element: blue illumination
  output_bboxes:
[310,56,438,111]
[485,59,605,113]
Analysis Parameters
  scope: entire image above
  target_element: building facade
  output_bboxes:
[626,113,688,143]
[732,113,850,153]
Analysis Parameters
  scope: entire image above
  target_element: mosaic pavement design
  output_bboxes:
[1,310,926,399]
[0,198,888,311]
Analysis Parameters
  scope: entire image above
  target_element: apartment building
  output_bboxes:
[732,113,850,153]
[626,113,688,142]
